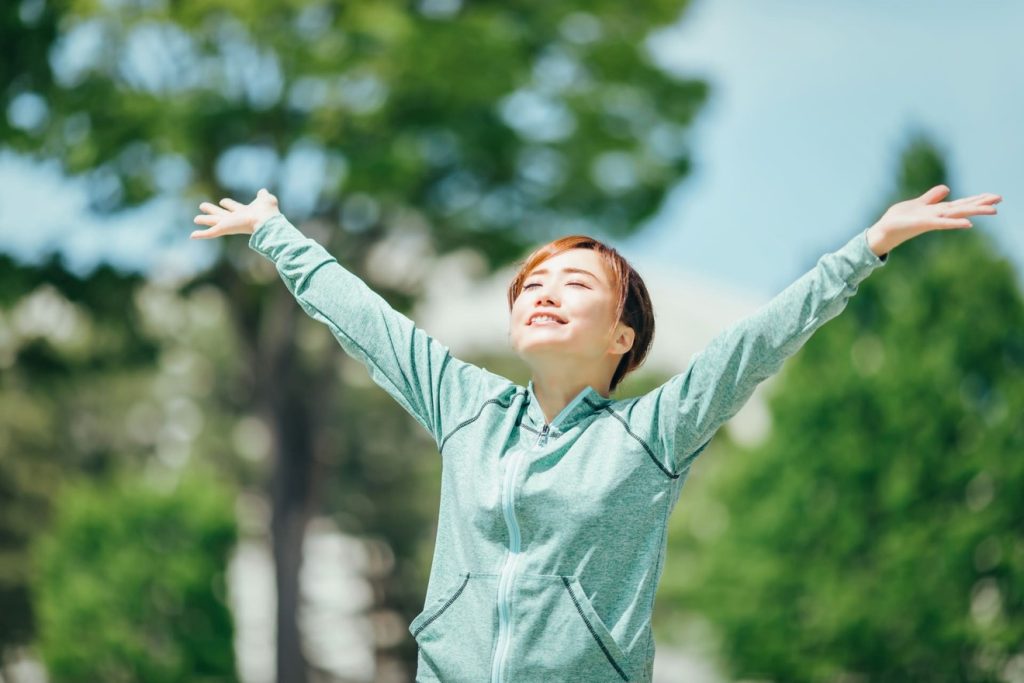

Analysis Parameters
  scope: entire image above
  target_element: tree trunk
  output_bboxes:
[263,292,314,683]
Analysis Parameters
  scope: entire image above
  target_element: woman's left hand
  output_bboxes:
[866,185,1002,257]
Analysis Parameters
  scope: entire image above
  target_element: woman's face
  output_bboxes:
[508,248,628,365]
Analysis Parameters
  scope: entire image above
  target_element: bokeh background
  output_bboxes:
[1,0,1021,681]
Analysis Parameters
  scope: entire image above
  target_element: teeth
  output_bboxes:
[531,315,561,324]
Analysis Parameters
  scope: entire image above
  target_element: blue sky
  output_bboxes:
[621,0,1023,297]
[2,0,1020,297]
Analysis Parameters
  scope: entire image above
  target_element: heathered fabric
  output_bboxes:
[249,214,889,682]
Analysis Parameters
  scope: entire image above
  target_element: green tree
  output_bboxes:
[4,1,710,678]
[0,248,253,674]
[658,136,1024,681]
[31,465,238,683]
[0,252,160,656]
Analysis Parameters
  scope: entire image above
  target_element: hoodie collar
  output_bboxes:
[524,379,613,432]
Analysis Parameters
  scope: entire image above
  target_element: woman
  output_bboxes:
[192,185,1000,682]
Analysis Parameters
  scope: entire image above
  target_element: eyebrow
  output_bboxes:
[526,267,601,283]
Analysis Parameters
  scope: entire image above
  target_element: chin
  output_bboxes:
[516,341,575,361]
[511,326,575,353]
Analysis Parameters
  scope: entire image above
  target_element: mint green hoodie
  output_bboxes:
[249,214,888,682]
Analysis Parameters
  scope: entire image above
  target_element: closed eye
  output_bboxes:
[523,282,588,289]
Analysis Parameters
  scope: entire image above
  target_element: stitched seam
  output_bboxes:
[600,406,681,480]
[412,573,471,638]
[439,390,525,453]
[514,407,542,436]
[300,295,434,436]
[561,577,630,681]
[677,269,851,454]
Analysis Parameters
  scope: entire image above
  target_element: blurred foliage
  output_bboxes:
[658,138,1024,680]
[0,251,159,650]
[31,465,238,683]
[5,0,706,259]
[0,249,253,666]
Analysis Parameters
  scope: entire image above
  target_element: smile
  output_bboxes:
[527,314,567,326]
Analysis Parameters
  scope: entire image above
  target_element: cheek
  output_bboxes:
[510,306,526,327]
[574,301,609,325]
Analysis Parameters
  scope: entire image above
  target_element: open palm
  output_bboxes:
[190,188,281,239]
[878,186,1000,242]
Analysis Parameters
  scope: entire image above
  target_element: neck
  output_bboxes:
[530,371,611,424]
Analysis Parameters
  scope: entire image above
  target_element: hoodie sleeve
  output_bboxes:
[248,213,509,450]
[641,227,888,475]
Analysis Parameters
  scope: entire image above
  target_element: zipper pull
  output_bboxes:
[536,424,550,447]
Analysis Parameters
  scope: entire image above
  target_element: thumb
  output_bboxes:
[919,185,950,204]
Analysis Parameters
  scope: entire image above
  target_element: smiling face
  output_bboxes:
[508,248,633,372]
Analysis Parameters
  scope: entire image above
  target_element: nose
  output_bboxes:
[532,286,558,307]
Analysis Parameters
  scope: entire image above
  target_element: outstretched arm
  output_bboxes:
[643,185,1001,474]
[191,189,510,450]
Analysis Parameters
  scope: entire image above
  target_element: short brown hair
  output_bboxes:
[507,235,655,393]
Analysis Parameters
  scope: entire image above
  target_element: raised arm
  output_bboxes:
[192,189,511,449]
[655,226,886,471]
[637,185,1001,475]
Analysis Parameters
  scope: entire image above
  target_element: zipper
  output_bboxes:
[489,424,549,683]
[536,424,550,447]
[491,389,588,683]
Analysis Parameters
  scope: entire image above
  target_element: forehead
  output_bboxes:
[527,249,609,284]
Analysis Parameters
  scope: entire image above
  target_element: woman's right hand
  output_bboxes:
[191,188,281,239]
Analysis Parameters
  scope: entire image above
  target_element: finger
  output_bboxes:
[199,201,228,215]
[190,227,222,239]
[193,214,219,227]
[919,185,950,204]
[949,194,1001,206]
[219,197,245,211]
[948,194,984,205]
[935,218,973,230]
[936,204,997,219]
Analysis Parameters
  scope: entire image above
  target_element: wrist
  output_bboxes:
[866,223,893,259]
[251,211,282,234]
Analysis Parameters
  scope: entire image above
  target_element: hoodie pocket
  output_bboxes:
[409,572,497,682]
[510,573,633,682]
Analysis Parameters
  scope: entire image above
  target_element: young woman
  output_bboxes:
[193,185,1000,682]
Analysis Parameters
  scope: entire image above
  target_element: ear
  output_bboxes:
[611,323,635,355]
